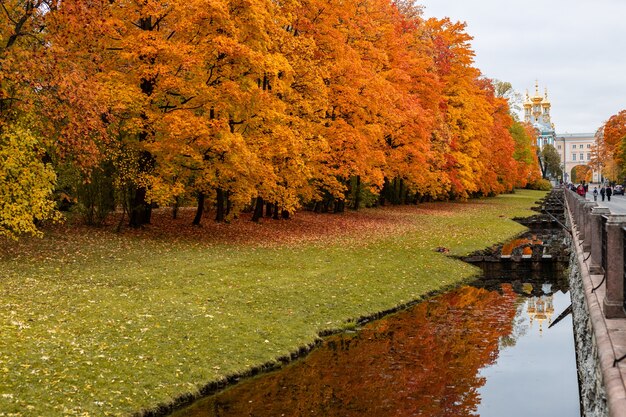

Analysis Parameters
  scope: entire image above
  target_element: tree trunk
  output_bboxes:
[334,199,345,213]
[172,196,179,219]
[379,177,390,206]
[252,197,264,222]
[129,18,157,229]
[215,188,225,222]
[273,203,280,220]
[537,152,547,179]
[281,210,290,219]
[129,186,150,228]
[192,192,205,226]
[353,175,361,210]
[392,178,400,204]
[266,202,274,218]
[225,191,232,216]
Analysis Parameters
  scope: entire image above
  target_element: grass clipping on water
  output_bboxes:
[0,190,546,416]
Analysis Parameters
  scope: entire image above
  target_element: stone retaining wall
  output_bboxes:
[569,243,608,416]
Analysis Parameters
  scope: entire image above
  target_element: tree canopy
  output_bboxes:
[0,0,542,238]
[598,110,626,182]
[538,144,563,180]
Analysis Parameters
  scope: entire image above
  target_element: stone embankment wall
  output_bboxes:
[562,185,622,417]
[569,242,608,417]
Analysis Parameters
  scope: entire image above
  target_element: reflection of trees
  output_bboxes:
[178,286,518,417]
[498,300,528,349]
[501,235,543,256]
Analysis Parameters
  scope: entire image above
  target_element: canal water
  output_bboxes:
[172,264,580,417]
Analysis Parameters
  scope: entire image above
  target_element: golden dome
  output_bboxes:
[542,88,551,105]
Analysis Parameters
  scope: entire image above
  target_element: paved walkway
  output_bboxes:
[584,192,626,214]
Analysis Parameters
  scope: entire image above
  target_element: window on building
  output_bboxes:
[580,144,584,149]
[573,154,576,161]
[558,145,561,149]
[587,144,591,148]
[572,144,576,149]
[587,153,591,160]
[580,153,584,160]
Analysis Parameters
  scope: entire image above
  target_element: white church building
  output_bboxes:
[524,82,599,184]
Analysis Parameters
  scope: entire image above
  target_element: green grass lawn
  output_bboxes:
[0,190,546,416]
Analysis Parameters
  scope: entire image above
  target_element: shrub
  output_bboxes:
[526,178,552,191]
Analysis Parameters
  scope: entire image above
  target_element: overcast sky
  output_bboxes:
[419,0,626,134]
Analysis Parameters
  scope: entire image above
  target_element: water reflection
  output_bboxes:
[173,278,579,417]
[501,235,543,256]
[477,284,579,417]
[175,286,523,417]
[524,283,555,333]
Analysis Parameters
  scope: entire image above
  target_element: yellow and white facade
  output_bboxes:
[555,133,600,183]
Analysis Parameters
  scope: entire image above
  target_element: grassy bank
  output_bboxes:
[0,190,546,416]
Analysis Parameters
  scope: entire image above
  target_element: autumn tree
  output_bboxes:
[0,2,54,238]
[1,0,543,237]
[538,144,562,180]
[601,110,626,181]
[474,78,517,195]
[493,80,523,117]
[0,120,60,238]
[426,18,506,198]
[572,165,592,184]
[0,1,123,238]
[509,122,541,188]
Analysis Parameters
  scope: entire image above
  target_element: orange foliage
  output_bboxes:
[601,110,626,180]
[1,0,542,235]
[603,110,626,154]
[501,236,542,256]
[518,122,543,186]
[572,165,592,183]
[423,19,523,198]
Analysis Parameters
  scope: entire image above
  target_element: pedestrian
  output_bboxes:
[593,187,598,201]
[600,186,606,201]
[607,185,613,202]
[576,184,585,197]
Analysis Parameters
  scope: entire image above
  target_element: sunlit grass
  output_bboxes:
[0,189,546,416]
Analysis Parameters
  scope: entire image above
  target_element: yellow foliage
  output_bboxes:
[0,121,61,239]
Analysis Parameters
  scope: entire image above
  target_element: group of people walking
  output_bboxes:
[576,183,613,201]
[572,182,616,201]
[592,185,613,202]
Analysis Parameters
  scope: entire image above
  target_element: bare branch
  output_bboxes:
[0,2,18,25]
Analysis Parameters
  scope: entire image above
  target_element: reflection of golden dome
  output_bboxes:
[527,294,554,334]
